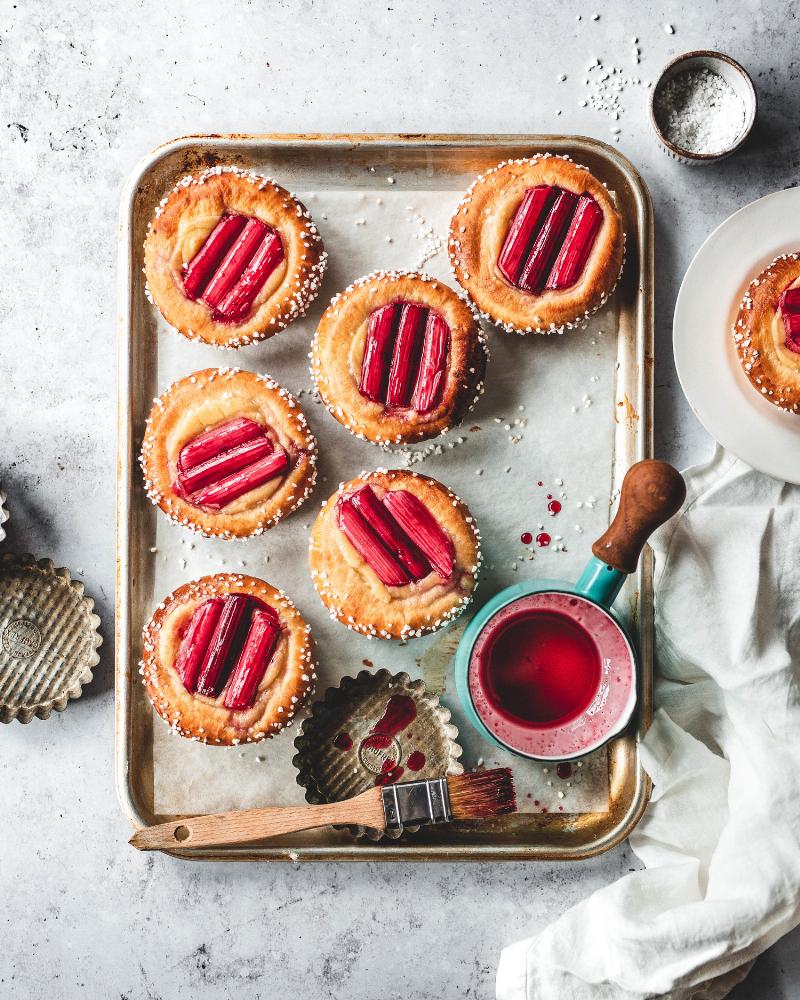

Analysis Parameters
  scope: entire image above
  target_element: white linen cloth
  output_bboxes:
[497,447,800,1000]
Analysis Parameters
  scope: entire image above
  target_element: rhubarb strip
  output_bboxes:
[178,417,265,474]
[382,490,455,580]
[350,485,431,580]
[386,303,428,408]
[497,186,557,285]
[223,608,282,710]
[214,230,285,322]
[174,598,224,693]
[183,214,248,300]
[199,218,269,309]
[191,448,289,510]
[195,594,250,697]
[518,189,579,293]
[176,435,273,496]
[411,312,450,413]
[780,287,800,354]
[544,195,603,290]
[359,302,398,403]
[336,498,410,586]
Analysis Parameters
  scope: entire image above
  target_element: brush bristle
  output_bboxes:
[446,768,517,820]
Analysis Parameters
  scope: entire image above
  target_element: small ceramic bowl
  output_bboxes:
[650,50,756,164]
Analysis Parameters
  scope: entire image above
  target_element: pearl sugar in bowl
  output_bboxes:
[650,50,756,163]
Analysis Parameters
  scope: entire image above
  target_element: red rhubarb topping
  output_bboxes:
[171,593,283,710]
[779,286,800,354]
[175,436,273,496]
[174,598,224,693]
[518,190,579,292]
[358,301,451,413]
[214,230,285,323]
[336,484,454,585]
[183,215,247,300]
[336,499,411,587]
[174,419,289,512]
[182,213,284,321]
[191,448,288,511]
[359,302,398,402]
[386,303,428,408]
[411,312,450,413]
[223,608,282,710]
[544,195,604,290]
[195,594,250,697]
[497,186,557,285]
[349,486,432,580]
[497,186,604,293]
[382,489,455,580]
[178,417,264,473]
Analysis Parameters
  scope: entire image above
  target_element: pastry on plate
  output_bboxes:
[140,367,317,538]
[309,469,481,639]
[144,165,327,348]
[141,573,316,745]
[733,251,800,413]
[448,154,624,334]
[310,270,487,446]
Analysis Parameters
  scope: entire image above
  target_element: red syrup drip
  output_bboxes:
[537,481,543,487]
[546,494,552,499]
[556,762,573,779]
[406,750,426,771]
[370,694,417,737]
[361,732,394,751]
[520,531,533,545]
[536,532,551,547]
[478,610,601,728]
[375,765,405,786]
[333,732,353,751]
[547,499,562,515]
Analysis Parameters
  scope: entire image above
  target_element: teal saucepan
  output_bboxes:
[455,461,685,761]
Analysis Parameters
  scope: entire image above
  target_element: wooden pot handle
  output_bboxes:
[592,460,686,575]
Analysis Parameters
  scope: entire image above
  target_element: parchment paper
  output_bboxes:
[149,184,621,816]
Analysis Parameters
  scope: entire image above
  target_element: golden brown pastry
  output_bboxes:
[733,251,800,413]
[140,368,317,538]
[310,270,487,446]
[141,573,316,745]
[144,166,327,348]
[309,469,481,639]
[448,154,624,334]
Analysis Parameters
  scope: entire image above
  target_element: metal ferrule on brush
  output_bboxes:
[381,777,452,831]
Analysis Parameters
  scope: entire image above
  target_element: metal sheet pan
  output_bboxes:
[116,134,654,861]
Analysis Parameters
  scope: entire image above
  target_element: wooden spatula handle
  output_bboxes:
[129,787,385,851]
[592,460,686,575]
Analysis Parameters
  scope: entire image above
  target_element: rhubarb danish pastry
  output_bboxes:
[448,155,624,334]
[144,166,327,348]
[309,470,481,640]
[733,252,800,413]
[141,573,316,745]
[310,271,487,446]
[140,368,317,538]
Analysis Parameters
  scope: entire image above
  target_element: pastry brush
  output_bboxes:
[129,768,516,851]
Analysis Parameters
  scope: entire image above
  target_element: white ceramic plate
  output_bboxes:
[674,187,800,484]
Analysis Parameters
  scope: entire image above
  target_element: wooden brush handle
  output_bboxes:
[129,787,384,851]
[592,460,686,574]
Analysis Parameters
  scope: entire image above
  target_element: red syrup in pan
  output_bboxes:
[467,591,636,759]
[478,609,601,728]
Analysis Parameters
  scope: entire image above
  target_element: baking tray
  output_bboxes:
[116,134,654,861]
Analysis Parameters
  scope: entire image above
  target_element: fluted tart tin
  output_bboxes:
[0,489,9,544]
[293,669,463,840]
[0,553,102,723]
